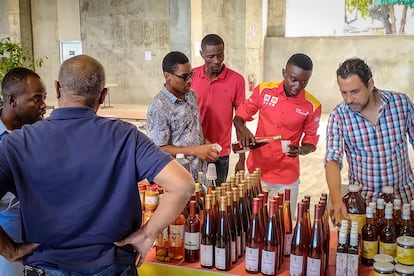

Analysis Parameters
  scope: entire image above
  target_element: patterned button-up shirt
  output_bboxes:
[325,89,414,203]
[147,85,206,179]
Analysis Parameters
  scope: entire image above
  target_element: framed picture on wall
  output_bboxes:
[60,40,82,63]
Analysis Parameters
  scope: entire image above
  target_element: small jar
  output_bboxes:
[374,261,395,276]
[397,236,414,266]
[375,254,396,264]
[145,184,159,209]
[395,263,414,276]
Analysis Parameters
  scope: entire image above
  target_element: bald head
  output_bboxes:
[57,55,106,107]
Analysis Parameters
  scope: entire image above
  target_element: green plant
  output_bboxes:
[0,37,46,85]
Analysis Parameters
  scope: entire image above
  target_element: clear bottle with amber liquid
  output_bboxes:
[398,203,414,237]
[393,199,403,231]
[215,195,231,271]
[361,206,378,266]
[283,188,293,257]
[375,198,386,236]
[261,199,279,276]
[184,200,200,263]
[200,195,215,268]
[245,198,263,274]
[342,184,366,235]
[168,212,186,260]
[290,202,307,276]
[379,205,397,258]
[231,135,283,154]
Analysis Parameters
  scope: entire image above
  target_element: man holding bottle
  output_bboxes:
[191,34,246,186]
[147,51,219,180]
[233,53,322,215]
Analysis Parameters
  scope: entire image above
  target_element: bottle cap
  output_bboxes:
[369,202,376,210]
[206,163,217,180]
[393,198,401,209]
[176,153,184,159]
[395,263,414,274]
[374,254,394,263]
[366,206,373,218]
[382,186,393,194]
[373,262,394,273]
[377,198,385,208]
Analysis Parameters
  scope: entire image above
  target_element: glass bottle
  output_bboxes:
[261,199,279,276]
[200,195,214,268]
[231,135,283,154]
[215,195,231,271]
[380,186,394,204]
[206,163,217,192]
[168,212,186,260]
[375,198,386,236]
[336,220,349,276]
[245,198,263,274]
[379,206,397,258]
[283,188,293,257]
[342,184,366,235]
[393,198,403,231]
[290,202,307,276]
[273,195,284,269]
[225,191,237,264]
[210,190,219,238]
[198,171,207,200]
[411,200,414,225]
[347,229,359,276]
[238,183,250,256]
[318,198,329,274]
[176,153,191,174]
[398,203,414,237]
[361,206,378,266]
[258,193,268,234]
[301,198,311,246]
[232,187,243,259]
[306,204,325,276]
[185,200,200,263]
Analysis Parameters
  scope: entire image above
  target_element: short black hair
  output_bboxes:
[162,51,189,73]
[336,58,372,88]
[1,67,40,99]
[201,34,224,50]
[286,53,313,71]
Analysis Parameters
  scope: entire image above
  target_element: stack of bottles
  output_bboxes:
[290,194,330,276]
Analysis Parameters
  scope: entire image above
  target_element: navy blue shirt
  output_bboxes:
[0,107,172,271]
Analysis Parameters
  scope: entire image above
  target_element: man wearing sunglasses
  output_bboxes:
[147,51,219,180]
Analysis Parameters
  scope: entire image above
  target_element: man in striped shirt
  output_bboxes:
[325,58,414,226]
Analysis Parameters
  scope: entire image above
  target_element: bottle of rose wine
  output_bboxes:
[273,195,284,269]
[245,198,263,274]
[283,188,293,257]
[200,195,215,268]
[290,202,307,276]
[225,191,238,264]
[238,184,250,256]
[185,200,200,263]
[231,135,283,154]
[232,187,244,259]
[306,204,325,276]
[215,196,231,271]
[261,199,279,276]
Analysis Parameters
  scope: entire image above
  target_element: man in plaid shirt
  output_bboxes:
[325,57,414,226]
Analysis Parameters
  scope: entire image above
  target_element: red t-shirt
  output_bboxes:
[235,81,322,183]
[192,64,246,156]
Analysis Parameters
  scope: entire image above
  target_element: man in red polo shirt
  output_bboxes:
[192,34,246,186]
[233,53,321,216]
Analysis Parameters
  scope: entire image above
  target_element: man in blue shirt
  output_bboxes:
[0,67,47,275]
[0,55,194,275]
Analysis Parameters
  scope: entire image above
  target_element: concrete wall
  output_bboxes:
[264,36,414,112]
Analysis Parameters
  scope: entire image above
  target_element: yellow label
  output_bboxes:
[349,214,366,234]
[362,240,378,259]
[397,245,414,265]
[379,241,397,258]
[374,272,394,276]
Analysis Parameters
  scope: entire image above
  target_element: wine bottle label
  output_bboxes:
[236,235,242,257]
[155,227,168,246]
[397,245,414,265]
[306,257,322,276]
[231,240,236,262]
[336,252,348,276]
[245,246,260,272]
[215,247,228,270]
[184,232,200,250]
[347,253,359,275]
[200,244,213,266]
[379,241,397,257]
[349,213,366,234]
[261,249,276,275]
[284,233,293,255]
[289,254,304,276]
[169,224,184,247]
[362,240,378,259]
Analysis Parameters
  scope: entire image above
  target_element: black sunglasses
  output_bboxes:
[170,70,195,82]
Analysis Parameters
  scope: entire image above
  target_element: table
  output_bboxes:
[138,231,374,275]
[102,83,118,108]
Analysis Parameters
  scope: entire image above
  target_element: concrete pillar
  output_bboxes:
[267,0,286,37]
[169,0,191,57]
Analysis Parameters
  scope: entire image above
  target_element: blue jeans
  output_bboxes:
[0,206,23,276]
[210,156,229,187]
[31,264,138,276]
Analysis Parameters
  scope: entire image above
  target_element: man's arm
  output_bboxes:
[161,144,218,163]
[115,160,194,266]
[325,160,349,226]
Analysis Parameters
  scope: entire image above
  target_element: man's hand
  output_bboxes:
[329,200,349,227]
[234,155,245,173]
[0,226,39,262]
[114,226,155,268]
[194,144,219,162]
